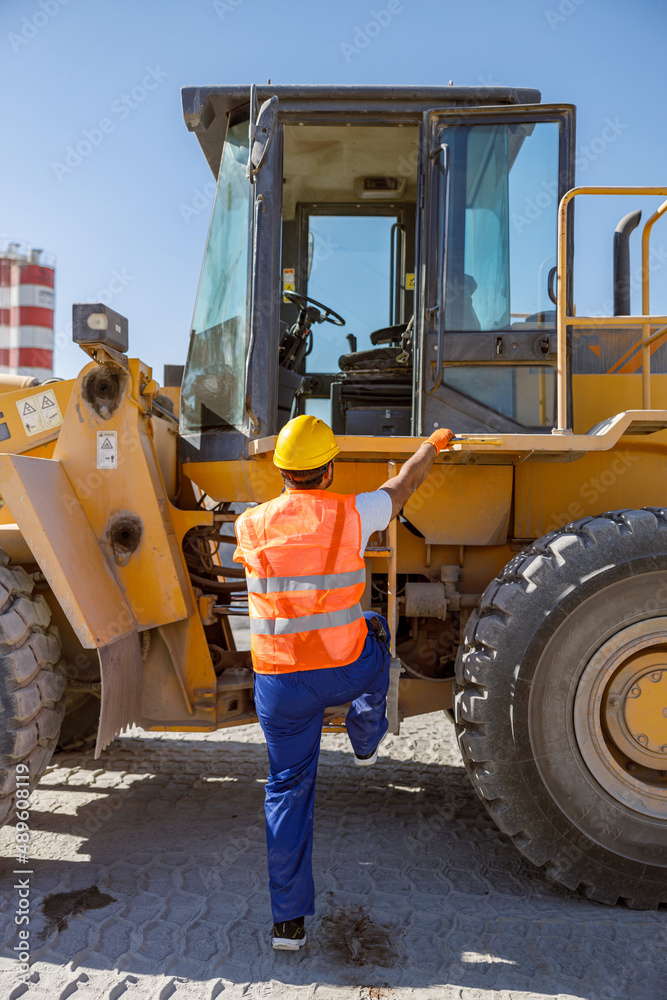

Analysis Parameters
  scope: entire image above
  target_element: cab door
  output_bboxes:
[418,104,575,435]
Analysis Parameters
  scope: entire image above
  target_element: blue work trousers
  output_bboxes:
[253,612,390,923]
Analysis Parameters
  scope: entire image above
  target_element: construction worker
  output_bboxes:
[233,415,454,951]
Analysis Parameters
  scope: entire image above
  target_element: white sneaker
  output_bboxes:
[354,732,387,766]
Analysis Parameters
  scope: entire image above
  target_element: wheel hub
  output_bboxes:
[603,654,667,770]
[573,618,667,820]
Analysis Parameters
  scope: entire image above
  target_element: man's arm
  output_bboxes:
[379,429,454,519]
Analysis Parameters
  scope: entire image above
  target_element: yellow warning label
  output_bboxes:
[405,273,415,290]
[283,268,295,303]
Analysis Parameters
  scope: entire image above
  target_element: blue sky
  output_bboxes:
[1,0,666,381]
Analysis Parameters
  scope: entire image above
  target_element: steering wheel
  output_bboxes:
[283,290,345,327]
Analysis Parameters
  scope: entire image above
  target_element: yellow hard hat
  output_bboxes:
[273,415,340,470]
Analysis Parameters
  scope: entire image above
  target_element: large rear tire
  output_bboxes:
[0,555,65,827]
[455,509,667,909]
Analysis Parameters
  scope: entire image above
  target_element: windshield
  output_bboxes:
[304,213,398,373]
[180,119,250,435]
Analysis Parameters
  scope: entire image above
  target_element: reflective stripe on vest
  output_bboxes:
[246,568,366,595]
[233,490,368,674]
[250,602,364,635]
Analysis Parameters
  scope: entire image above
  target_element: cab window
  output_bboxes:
[279,123,418,431]
[181,118,250,434]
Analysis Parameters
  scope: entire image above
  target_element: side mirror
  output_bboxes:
[73,303,129,353]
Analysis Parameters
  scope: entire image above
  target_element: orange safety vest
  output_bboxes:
[233,490,367,674]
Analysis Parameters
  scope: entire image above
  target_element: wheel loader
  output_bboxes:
[1,84,666,909]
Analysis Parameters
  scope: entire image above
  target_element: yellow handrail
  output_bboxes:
[641,199,667,407]
[556,187,667,432]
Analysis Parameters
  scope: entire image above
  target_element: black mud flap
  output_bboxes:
[95,631,143,757]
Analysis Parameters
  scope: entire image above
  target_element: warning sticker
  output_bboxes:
[16,389,63,436]
[97,430,117,469]
[283,267,295,303]
[17,397,43,436]
[36,389,63,430]
[405,273,415,290]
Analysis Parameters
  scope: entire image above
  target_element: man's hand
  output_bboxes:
[379,429,454,519]
[427,428,454,453]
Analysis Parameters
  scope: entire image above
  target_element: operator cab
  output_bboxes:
[179,86,574,462]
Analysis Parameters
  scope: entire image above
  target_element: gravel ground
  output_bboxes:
[1,678,665,999]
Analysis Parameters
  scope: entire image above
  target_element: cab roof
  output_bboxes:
[181,83,542,177]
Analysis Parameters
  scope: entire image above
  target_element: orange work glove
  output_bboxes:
[426,428,454,453]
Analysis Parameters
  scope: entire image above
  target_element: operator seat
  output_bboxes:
[331,319,413,435]
[336,322,409,372]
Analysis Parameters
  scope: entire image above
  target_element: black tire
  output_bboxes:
[454,508,667,909]
[0,555,65,827]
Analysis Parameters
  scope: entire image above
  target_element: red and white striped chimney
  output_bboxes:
[0,244,55,381]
